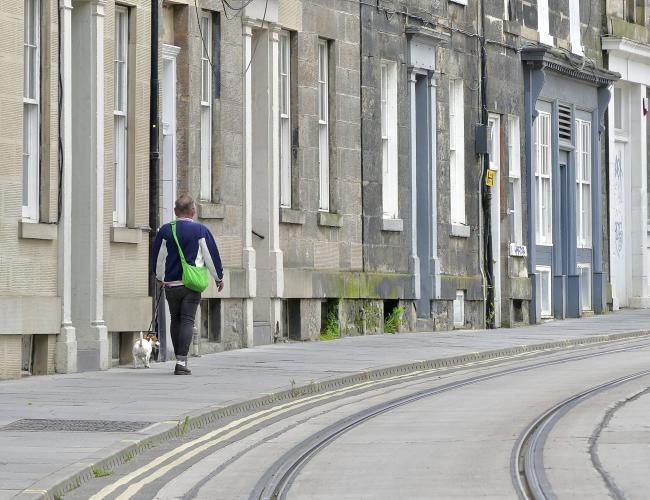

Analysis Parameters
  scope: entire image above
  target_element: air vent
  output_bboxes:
[558,104,572,142]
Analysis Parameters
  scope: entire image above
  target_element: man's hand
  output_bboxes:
[157,280,165,288]
[216,279,224,292]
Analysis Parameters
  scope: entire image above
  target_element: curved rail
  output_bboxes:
[251,343,650,500]
[512,369,650,500]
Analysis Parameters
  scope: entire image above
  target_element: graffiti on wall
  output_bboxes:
[613,148,624,257]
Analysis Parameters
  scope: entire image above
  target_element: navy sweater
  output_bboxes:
[152,218,224,284]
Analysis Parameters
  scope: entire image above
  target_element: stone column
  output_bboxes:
[269,25,284,336]
[630,83,649,306]
[90,0,108,368]
[56,0,77,373]
[428,72,440,298]
[408,71,420,300]
[242,21,256,347]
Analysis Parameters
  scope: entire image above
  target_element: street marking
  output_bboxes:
[90,342,617,499]
[90,369,432,500]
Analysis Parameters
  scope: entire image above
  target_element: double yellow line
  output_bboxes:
[92,368,434,499]
[92,347,547,499]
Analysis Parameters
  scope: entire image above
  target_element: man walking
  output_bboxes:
[152,194,224,375]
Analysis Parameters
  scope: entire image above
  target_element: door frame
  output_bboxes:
[488,113,502,327]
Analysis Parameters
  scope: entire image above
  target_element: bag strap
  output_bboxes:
[170,221,188,266]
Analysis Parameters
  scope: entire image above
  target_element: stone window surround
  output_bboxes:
[23,0,40,223]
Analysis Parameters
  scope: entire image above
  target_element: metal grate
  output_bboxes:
[0,419,152,433]
[558,103,572,142]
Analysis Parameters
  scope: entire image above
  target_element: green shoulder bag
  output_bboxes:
[170,221,210,293]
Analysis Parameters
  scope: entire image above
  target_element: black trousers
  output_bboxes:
[165,286,201,362]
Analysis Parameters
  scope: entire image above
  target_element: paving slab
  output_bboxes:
[2,309,650,499]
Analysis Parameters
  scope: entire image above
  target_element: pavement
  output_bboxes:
[2,309,650,499]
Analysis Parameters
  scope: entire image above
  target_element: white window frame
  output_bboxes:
[614,86,627,134]
[578,264,592,311]
[200,13,212,202]
[568,0,583,56]
[508,116,523,246]
[449,79,465,225]
[23,0,40,222]
[535,111,552,245]
[576,119,592,248]
[318,39,330,212]
[537,0,554,46]
[453,290,465,327]
[113,5,129,226]
[536,265,552,317]
[381,61,398,220]
[279,31,291,208]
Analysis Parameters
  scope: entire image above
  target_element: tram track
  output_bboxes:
[251,341,650,500]
[511,369,650,500]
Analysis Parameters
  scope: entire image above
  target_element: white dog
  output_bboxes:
[132,332,158,369]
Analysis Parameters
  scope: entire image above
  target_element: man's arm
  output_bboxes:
[152,228,167,283]
[200,229,224,286]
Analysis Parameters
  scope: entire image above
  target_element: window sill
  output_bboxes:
[111,226,143,244]
[509,243,528,257]
[197,202,225,220]
[19,221,57,241]
[381,217,403,232]
[448,0,467,5]
[318,212,343,228]
[449,223,470,238]
[280,207,305,225]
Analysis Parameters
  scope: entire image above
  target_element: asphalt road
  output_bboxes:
[66,339,650,500]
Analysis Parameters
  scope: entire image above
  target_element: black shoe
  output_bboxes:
[174,364,191,375]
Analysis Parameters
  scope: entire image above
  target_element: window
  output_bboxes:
[576,119,592,248]
[537,0,553,46]
[508,116,523,246]
[449,80,465,224]
[318,39,329,212]
[569,0,583,55]
[614,86,626,132]
[534,111,552,245]
[23,0,40,222]
[625,0,645,25]
[578,264,592,311]
[279,31,291,208]
[113,5,129,226]
[381,62,398,219]
[536,266,552,317]
[453,290,465,327]
[200,13,212,201]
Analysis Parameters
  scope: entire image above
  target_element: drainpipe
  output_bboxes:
[149,0,162,348]
[478,0,495,328]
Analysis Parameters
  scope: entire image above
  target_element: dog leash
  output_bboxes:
[148,289,165,334]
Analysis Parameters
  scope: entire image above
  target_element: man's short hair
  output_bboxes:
[175,194,195,214]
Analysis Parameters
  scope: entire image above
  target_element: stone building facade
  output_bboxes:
[483,0,618,324]
[602,0,650,310]
[0,0,152,379]
[2,0,633,378]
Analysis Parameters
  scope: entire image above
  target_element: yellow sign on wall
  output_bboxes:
[486,169,496,188]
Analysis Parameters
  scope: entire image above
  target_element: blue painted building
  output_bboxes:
[523,47,619,323]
